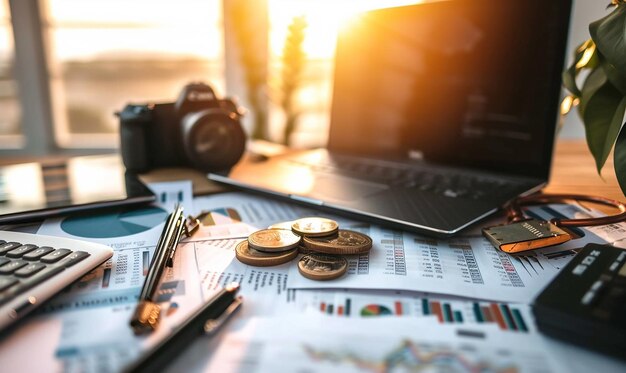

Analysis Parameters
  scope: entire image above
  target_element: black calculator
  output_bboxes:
[532,243,626,359]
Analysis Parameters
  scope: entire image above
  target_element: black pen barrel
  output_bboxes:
[124,288,238,373]
[139,205,182,301]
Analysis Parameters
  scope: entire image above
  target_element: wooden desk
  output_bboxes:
[137,139,626,203]
[546,139,624,203]
[2,139,621,203]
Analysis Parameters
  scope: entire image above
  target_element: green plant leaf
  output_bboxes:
[613,105,626,196]
[590,4,626,94]
[601,55,626,95]
[578,64,609,119]
[583,76,626,174]
[562,42,587,97]
[562,40,600,98]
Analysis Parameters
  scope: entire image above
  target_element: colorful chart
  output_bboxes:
[305,339,519,373]
[360,304,393,317]
[306,293,531,332]
[61,206,167,238]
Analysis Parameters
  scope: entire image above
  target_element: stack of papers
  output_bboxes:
[1,185,625,373]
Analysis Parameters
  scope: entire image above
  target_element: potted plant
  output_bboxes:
[562,0,626,194]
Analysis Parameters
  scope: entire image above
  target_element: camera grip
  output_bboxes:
[119,105,151,173]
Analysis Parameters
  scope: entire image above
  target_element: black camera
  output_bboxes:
[118,82,246,173]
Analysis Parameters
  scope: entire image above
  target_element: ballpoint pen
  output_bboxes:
[124,283,243,373]
[130,203,186,334]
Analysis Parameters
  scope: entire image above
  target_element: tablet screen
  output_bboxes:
[0,155,155,224]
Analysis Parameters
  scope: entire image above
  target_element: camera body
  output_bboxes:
[119,82,246,173]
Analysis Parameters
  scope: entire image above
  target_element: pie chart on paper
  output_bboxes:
[60,207,168,239]
[360,304,393,317]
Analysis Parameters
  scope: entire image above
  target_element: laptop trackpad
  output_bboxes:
[308,175,387,202]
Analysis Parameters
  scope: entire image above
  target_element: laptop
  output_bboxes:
[210,0,572,237]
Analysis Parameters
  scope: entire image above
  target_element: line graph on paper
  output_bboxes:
[304,340,521,373]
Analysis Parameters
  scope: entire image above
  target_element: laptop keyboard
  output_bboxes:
[292,156,526,200]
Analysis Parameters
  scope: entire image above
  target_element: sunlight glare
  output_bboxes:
[269,0,422,59]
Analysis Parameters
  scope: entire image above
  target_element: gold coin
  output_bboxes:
[235,240,298,267]
[268,221,295,230]
[302,229,372,255]
[291,217,339,237]
[297,254,348,281]
[248,229,301,253]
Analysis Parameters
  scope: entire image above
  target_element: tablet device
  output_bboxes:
[0,155,155,224]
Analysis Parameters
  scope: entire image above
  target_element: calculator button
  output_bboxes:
[17,266,65,292]
[14,263,46,278]
[0,277,18,291]
[581,290,596,305]
[590,280,605,292]
[0,260,28,275]
[610,261,620,272]
[0,257,10,267]
[40,249,72,263]
[0,242,22,255]
[58,251,90,268]
[0,267,66,304]
[22,247,55,261]
[6,244,38,258]
[572,264,586,275]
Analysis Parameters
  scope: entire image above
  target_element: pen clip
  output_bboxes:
[203,296,243,336]
[167,210,186,268]
[185,215,201,237]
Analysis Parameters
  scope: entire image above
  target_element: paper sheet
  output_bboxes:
[191,239,297,317]
[179,192,606,303]
[292,288,534,331]
[187,192,349,241]
[286,204,609,303]
[203,316,563,373]
[3,189,626,373]
[0,181,204,372]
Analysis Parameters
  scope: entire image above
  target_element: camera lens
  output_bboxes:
[181,109,246,171]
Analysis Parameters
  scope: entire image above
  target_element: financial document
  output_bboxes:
[191,239,295,317]
[3,189,626,373]
[0,181,203,372]
[292,288,534,332]
[184,192,613,304]
[188,192,348,241]
[203,316,563,373]
[287,204,609,304]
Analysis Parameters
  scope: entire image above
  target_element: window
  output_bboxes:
[45,0,224,148]
[0,0,423,155]
[267,0,421,147]
[0,0,21,149]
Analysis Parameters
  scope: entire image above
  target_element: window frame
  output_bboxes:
[3,0,254,158]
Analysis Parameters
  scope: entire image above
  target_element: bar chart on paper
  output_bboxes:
[294,290,532,332]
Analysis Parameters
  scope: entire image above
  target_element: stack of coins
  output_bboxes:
[235,217,373,281]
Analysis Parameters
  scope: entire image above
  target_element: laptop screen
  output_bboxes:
[328,0,571,178]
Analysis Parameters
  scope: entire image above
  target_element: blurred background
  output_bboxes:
[0,0,606,158]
